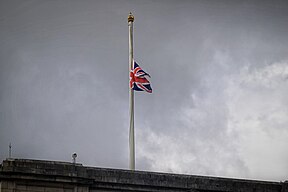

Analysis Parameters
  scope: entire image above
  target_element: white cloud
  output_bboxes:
[138,57,288,181]
[226,61,288,181]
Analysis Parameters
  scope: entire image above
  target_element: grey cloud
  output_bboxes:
[1,0,288,181]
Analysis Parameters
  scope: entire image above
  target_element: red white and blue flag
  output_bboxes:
[130,61,152,93]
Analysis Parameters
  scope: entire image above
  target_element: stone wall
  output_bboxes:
[0,159,287,192]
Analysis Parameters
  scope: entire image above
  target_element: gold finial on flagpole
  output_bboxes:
[128,12,134,22]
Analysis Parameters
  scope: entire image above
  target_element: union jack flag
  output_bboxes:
[130,61,152,93]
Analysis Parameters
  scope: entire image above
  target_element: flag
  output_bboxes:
[130,61,152,93]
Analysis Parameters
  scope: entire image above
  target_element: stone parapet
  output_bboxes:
[0,159,286,192]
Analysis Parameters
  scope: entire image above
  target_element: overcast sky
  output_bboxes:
[1,0,288,182]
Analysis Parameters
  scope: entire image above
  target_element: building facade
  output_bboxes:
[0,159,287,192]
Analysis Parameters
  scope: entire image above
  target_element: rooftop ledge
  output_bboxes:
[1,158,287,192]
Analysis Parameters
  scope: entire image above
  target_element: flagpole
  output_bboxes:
[128,12,135,170]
